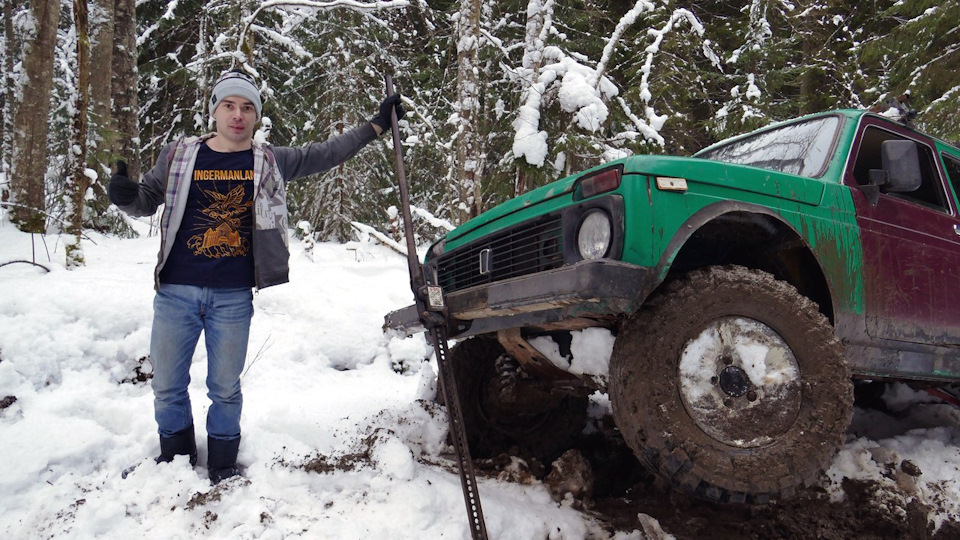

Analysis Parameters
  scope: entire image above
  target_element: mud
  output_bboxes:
[462,387,960,540]
[583,460,957,539]
[119,356,153,385]
[561,413,960,539]
[0,395,16,410]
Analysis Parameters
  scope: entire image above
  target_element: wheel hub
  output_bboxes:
[678,316,802,448]
[718,365,750,397]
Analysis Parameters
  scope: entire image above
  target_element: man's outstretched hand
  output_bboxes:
[371,93,406,134]
[108,159,139,206]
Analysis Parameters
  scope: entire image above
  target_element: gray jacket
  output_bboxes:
[118,124,378,289]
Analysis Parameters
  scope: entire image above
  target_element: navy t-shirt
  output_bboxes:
[159,144,256,288]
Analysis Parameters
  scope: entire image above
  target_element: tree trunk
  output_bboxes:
[2,0,18,200]
[89,0,115,158]
[10,0,60,232]
[513,0,553,197]
[454,0,482,223]
[66,0,92,268]
[112,0,138,179]
[81,0,119,233]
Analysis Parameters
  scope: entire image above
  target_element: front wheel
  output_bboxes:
[609,265,852,504]
[447,335,589,461]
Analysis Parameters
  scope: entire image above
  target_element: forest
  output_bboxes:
[1,0,958,267]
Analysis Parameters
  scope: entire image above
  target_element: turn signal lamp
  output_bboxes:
[576,166,622,200]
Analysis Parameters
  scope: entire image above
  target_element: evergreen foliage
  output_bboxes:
[1,0,958,241]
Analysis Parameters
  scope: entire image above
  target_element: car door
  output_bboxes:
[845,117,960,346]
[942,151,960,207]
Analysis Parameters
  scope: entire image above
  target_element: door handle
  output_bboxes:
[954,224,960,236]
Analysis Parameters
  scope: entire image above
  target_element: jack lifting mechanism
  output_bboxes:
[383,74,488,540]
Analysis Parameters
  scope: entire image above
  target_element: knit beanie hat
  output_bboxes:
[209,70,262,119]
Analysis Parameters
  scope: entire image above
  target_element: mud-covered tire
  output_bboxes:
[447,335,589,461]
[609,265,853,504]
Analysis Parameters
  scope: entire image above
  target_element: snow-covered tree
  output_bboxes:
[112,0,139,177]
[9,0,60,233]
[3,0,959,244]
[854,0,960,142]
[64,0,91,268]
[1,1,22,199]
[453,0,482,221]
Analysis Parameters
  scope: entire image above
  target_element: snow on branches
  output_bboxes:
[512,1,716,167]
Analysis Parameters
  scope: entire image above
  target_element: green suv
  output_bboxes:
[385,109,960,504]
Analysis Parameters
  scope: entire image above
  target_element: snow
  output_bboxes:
[744,74,762,100]
[512,48,622,166]
[0,220,610,539]
[530,328,615,380]
[3,218,960,537]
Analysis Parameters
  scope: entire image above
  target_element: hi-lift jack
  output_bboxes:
[384,75,489,540]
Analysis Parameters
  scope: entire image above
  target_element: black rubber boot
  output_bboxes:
[156,425,198,466]
[208,435,241,485]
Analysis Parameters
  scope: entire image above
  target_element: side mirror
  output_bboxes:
[864,139,922,206]
[881,140,922,192]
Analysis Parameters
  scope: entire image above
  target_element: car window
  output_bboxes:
[852,126,947,211]
[696,116,840,178]
[944,153,960,205]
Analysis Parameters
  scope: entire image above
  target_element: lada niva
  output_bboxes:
[386,108,960,504]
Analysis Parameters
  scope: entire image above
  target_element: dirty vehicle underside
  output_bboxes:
[385,108,960,504]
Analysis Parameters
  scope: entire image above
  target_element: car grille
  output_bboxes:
[434,215,564,293]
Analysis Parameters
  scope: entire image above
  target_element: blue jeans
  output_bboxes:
[150,284,253,440]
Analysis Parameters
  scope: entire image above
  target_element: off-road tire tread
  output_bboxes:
[609,265,853,504]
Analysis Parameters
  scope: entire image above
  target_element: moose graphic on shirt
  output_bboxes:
[187,184,253,258]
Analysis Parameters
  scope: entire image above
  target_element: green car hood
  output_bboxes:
[436,151,829,256]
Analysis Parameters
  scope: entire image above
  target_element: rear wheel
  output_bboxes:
[447,335,589,461]
[609,265,852,504]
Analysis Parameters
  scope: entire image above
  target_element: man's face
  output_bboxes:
[213,96,257,149]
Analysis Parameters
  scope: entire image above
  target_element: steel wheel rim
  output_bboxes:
[678,316,802,448]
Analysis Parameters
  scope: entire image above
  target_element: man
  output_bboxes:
[108,69,404,484]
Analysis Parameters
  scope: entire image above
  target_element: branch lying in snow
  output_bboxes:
[350,203,451,256]
[350,221,409,256]
[0,202,99,245]
[0,260,51,273]
[242,335,273,378]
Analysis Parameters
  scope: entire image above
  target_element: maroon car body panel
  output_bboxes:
[845,117,960,347]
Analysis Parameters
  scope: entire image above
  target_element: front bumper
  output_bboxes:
[383,259,655,339]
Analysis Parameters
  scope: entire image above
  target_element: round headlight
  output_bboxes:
[577,210,612,260]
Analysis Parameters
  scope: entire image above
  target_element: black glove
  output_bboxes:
[108,160,139,206]
[370,93,406,132]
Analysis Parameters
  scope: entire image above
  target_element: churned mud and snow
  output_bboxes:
[2,219,960,539]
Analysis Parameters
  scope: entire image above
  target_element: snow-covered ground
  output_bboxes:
[2,216,960,539]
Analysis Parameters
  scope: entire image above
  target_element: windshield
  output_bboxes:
[696,116,841,178]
